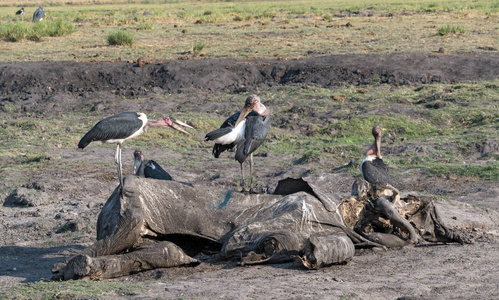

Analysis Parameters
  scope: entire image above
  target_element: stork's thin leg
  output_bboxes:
[117,144,124,196]
[240,163,246,193]
[115,144,120,164]
[249,154,254,193]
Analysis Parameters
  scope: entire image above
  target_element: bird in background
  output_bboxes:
[133,150,173,181]
[32,5,45,22]
[205,94,271,193]
[16,7,24,15]
[78,112,193,195]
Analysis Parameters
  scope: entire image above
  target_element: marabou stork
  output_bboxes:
[78,112,192,194]
[360,125,393,186]
[360,125,422,244]
[133,150,173,181]
[16,7,24,15]
[32,5,45,22]
[205,95,271,192]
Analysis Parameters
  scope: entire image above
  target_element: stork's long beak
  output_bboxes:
[376,135,382,159]
[234,106,252,127]
[170,117,194,135]
[133,158,141,175]
[133,151,143,175]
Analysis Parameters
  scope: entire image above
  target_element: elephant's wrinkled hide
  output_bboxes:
[53,174,477,280]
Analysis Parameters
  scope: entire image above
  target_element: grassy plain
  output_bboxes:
[0,0,497,61]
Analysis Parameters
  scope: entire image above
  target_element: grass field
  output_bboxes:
[0,0,497,61]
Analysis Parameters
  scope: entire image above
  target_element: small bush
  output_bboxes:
[46,19,75,37]
[2,22,29,42]
[193,41,205,53]
[138,22,154,30]
[107,30,134,46]
[438,25,466,35]
[323,14,333,21]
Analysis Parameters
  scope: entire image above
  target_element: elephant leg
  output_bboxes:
[298,233,355,270]
[53,241,198,280]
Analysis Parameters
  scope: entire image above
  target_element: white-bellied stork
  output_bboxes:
[360,126,422,244]
[78,112,192,194]
[360,125,393,186]
[16,7,24,15]
[133,150,173,181]
[205,95,271,192]
[32,5,45,22]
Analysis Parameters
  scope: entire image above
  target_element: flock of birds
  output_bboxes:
[78,94,391,195]
[16,5,45,22]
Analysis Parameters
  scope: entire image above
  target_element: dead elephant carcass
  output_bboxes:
[53,175,359,280]
[52,173,480,280]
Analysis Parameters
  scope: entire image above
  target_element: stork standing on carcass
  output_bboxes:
[360,125,422,244]
[133,150,173,181]
[78,112,192,195]
[205,95,271,192]
[360,125,393,187]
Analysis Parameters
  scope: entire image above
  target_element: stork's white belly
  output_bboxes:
[213,120,246,144]
[360,155,376,180]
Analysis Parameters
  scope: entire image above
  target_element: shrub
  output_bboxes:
[107,30,134,46]
[138,22,154,30]
[2,22,29,42]
[45,19,75,37]
[193,41,205,53]
[438,25,466,35]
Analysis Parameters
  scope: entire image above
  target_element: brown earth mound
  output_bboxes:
[1,53,497,115]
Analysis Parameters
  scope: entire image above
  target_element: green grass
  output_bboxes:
[0,19,75,42]
[0,0,496,61]
[438,25,466,35]
[0,280,146,299]
[2,81,497,182]
[107,29,135,46]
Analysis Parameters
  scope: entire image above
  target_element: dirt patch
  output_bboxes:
[1,53,497,115]
[0,54,498,299]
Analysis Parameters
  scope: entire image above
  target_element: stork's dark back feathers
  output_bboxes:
[142,160,173,181]
[78,112,144,149]
[361,158,393,186]
[235,115,270,164]
[206,111,240,157]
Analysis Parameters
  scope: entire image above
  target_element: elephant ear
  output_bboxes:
[274,173,351,212]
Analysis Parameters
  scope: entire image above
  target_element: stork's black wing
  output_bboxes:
[78,112,144,149]
[235,115,270,164]
[143,160,173,181]
[361,158,393,186]
[206,111,240,158]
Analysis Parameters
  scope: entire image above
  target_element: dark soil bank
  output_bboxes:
[1,53,498,114]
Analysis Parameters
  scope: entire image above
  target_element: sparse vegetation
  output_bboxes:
[0,0,496,61]
[438,25,466,35]
[1,280,146,299]
[192,40,205,54]
[107,29,134,46]
[0,19,75,42]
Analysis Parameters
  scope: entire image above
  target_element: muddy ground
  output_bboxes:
[0,53,499,299]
